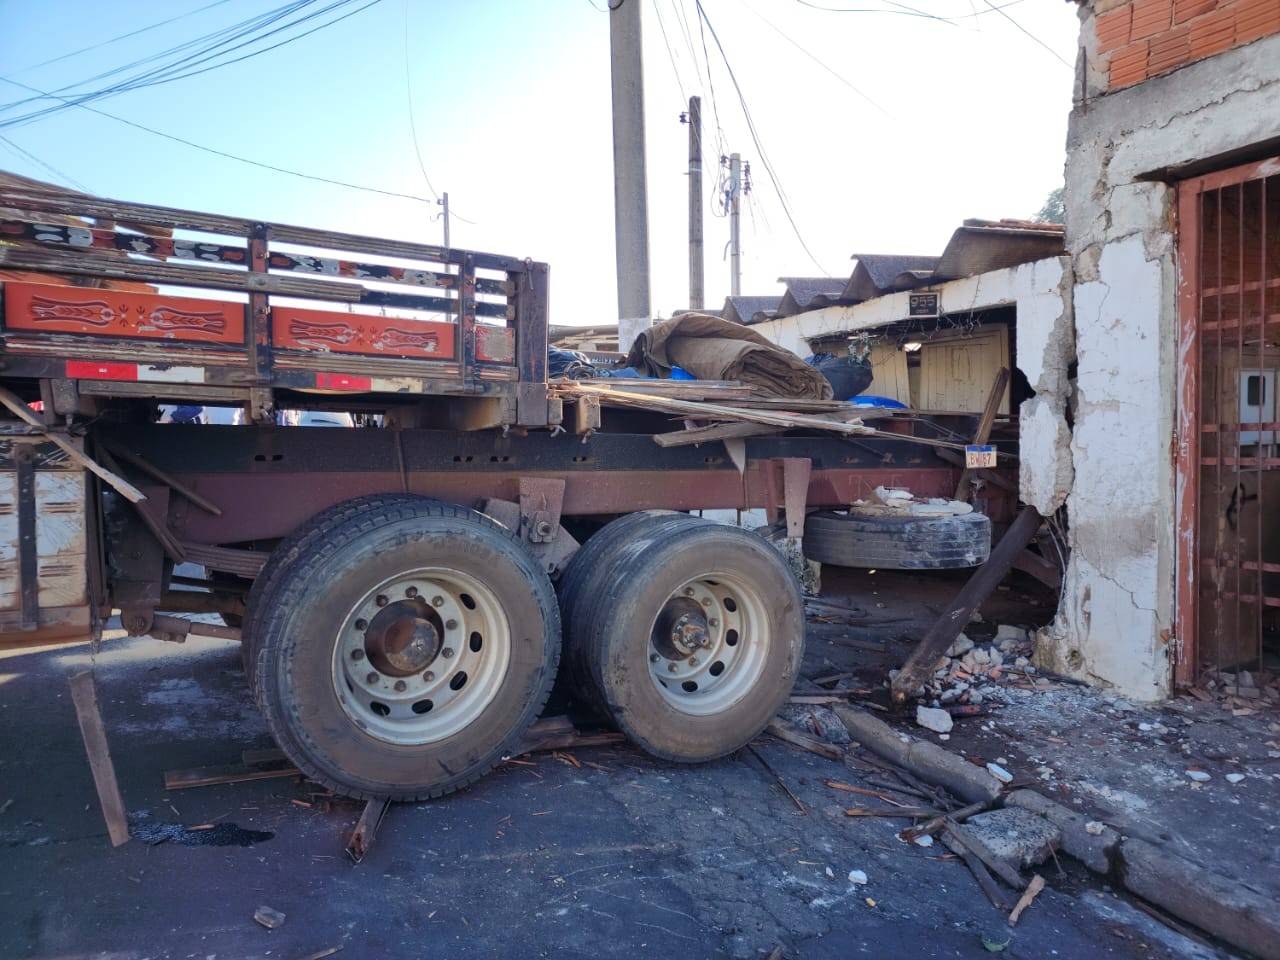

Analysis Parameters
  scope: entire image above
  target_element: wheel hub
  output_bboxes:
[364,599,442,676]
[652,598,710,659]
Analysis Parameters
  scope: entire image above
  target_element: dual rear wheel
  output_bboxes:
[247,500,804,799]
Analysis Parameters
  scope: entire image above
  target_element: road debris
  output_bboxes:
[847,869,868,885]
[1007,874,1046,926]
[916,706,953,734]
[253,905,286,930]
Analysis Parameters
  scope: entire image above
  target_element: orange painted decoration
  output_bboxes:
[272,306,456,359]
[2,281,244,343]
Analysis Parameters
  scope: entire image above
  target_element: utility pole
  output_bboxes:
[686,96,704,311]
[609,0,651,326]
[438,192,450,251]
[728,152,741,297]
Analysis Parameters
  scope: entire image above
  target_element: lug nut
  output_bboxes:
[405,586,419,598]
[366,671,379,684]
[702,598,712,606]
[375,595,388,607]
[668,663,678,673]
[688,657,698,667]
[650,653,661,663]
[442,647,455,659]
[708,618,719,628]
[422,671,435,682]
[683,587,695,597]
[432,595,445,607]
[351,649,365,661]
[445,619,458,631]
[355,618,368,631]
[394,680,407,692]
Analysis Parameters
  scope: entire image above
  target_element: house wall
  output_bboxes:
[750,258,1075,516]
[1050,9,1280,698]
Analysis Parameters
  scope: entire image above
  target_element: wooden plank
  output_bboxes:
[890,506,1042,705]
[954,366,1010,501]
[654,421,782,447]
[0,245,361,302]
[163,762,302,791]
[68,670,130,846]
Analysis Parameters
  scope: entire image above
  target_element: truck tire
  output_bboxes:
[557,510,688,713]
[802,510,991,570]
[252,499,560,800]
[241,493,428,686]
[579,520,805,762]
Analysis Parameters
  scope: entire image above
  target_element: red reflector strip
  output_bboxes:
[315,372,372,391]
[67,360,137,380]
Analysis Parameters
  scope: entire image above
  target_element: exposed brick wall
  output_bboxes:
[1093,0,1280,90]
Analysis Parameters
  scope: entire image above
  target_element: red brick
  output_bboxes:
[1109,41,1152,87]
[1235,0,1280,42]
[1097,5,1134,50]
[1189,7,1239,56]
[1131,0,1175,37]
[1148,23,1193,71]
[1174,0,1217,22]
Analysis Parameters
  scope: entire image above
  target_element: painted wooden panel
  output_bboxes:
[2,281,245,343]
[0,472,88,613]
[475,324,516,364]
[272,305,456,359]
[918,326,1010,414]
[869,346,911,406]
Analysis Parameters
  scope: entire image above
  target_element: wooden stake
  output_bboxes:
[954,366,1010,501]
[68,671,130,846]
[1008,874,1046,925]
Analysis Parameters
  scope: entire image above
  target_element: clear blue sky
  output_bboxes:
[0,0,1079,326]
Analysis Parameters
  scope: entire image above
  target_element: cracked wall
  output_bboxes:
[1046,20,1280,699]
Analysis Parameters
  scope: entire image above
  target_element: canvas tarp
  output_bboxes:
[626,313,832,400]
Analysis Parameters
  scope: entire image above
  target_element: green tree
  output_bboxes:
[1034,186,1065,225]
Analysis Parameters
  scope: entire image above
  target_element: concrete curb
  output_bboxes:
[833,705,1280,960]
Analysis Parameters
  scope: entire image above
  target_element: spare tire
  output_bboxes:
[803,510,991,570]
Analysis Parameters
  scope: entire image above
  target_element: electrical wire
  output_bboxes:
[738,0,889,116]
[1,1,385,128]
[0,134,94,194]
[651,0,691,106]
[794,0,957,22]
[694,1,833,276]
[0,0,236,79]
[978,0,1073,68]
[0,76,439,204]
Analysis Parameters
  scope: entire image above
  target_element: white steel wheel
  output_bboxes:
[253,500,560,801]
[333,568,511,745]
[647,572,771,716]
[582,519,805,762]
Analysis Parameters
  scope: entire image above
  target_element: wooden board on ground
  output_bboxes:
[68,670,130,846]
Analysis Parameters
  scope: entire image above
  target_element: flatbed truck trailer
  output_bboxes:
[0,184,1013,799]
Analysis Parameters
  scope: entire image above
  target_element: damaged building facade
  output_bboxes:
[755,0,1280,700]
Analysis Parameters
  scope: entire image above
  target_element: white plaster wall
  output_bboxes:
[1053,28,1280,699]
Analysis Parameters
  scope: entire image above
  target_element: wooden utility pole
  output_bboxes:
[609,0,651,321]
[687,96,704,310]
[729,152,742,297]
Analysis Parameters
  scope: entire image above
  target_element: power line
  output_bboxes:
[0,134,94,194]
[1,1,384,129]
[651,0,691,106]
[739,0,889,116]
[0,76,439,204]
[793,0,958,23]
[0,0,236,79]
[978,0,1073,68]
[694,1,832,276]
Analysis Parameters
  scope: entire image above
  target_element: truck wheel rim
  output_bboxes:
[332,568,511,745]
[647,572,769,716]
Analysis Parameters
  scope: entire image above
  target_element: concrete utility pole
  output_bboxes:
[438,192,450,250]
[609,0,651,324]
[686,96,704,311]
[728,152,742,297]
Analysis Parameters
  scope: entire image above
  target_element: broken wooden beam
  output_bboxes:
[68,670,130,846]
[890,505,1042,705]
[764,718,845,761]
[955,366,1010,502]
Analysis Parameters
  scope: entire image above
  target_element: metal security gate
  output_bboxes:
[1176,157,1280,686]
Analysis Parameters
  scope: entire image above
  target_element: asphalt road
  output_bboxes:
[0,630,1222,960]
